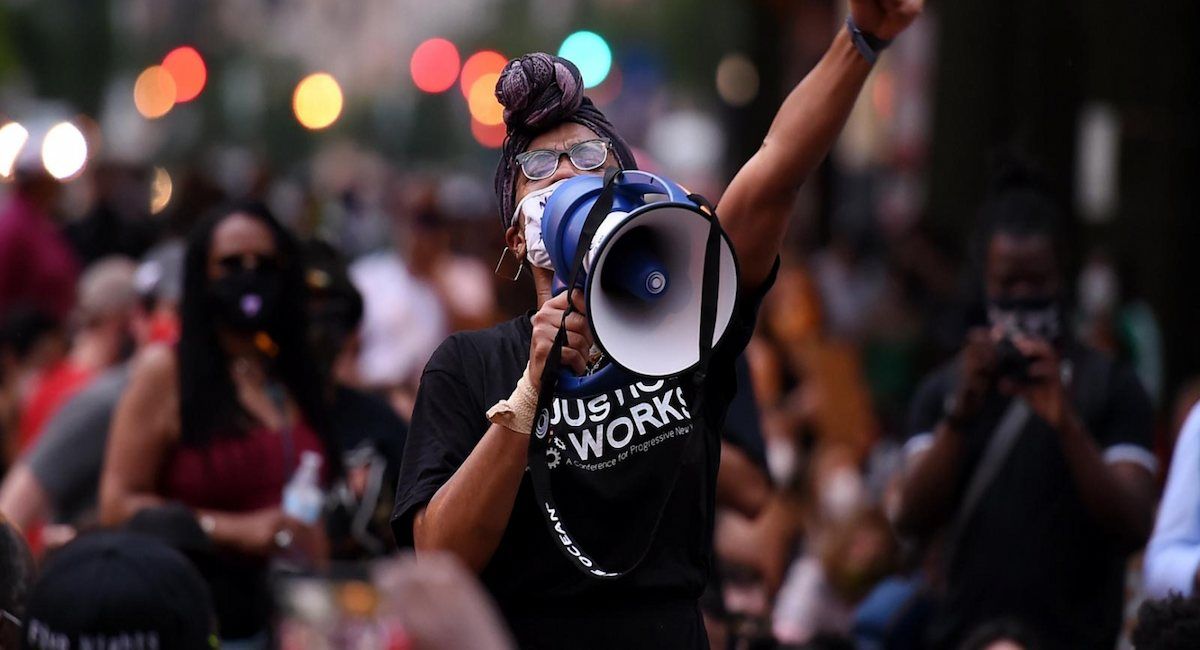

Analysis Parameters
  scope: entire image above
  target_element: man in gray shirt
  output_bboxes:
[0,242,182,538]
[16,366,130,525]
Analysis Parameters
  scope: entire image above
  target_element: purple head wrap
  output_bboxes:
[493,53,637,229]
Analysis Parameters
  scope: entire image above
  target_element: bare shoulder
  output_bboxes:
[122,343,181,439]
[130,343,179,388]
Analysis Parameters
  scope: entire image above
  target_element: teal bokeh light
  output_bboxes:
[558,31,612,89]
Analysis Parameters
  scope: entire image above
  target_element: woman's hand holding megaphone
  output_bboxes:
[529,289,595,390]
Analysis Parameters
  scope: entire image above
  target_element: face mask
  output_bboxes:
[987,295,1063,342]
[513,179,571,271]
[209,267,282,333]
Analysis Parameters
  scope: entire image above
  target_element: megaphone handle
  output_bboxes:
[526,168,636,578]
[555,363,626,397]
[523,180,733,581]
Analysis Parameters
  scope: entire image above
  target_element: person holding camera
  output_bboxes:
[894,173,1158,649]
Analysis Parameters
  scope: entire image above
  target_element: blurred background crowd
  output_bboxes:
[1,0,1199,649]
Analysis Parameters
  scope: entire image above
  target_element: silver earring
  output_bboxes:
[494,247,524,281]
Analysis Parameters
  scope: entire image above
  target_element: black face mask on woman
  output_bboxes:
[209,267,283,333]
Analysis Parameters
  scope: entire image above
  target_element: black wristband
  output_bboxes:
[846,16,891,65]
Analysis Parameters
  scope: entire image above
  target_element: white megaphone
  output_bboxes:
[541,170,740,396]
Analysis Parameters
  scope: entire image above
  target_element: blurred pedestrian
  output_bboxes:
[1131,592,1200,650]
[0,244,182,542]
[15,256,138,452]
[773,508,899,645]
[64,162,159,266]
[99,203,337,646]
[393,2,924,646]
[350,232,447,411]
[1144,401,1200,597]
[400,190,498,332]
[20,530,216,650]
[375,552,514,649]
[303,239,407,559]
[0,310,64,466]
[0,134,80,324]
[894,167,1157,648]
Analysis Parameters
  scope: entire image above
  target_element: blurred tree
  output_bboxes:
[0,9,18,84]
[7,0,113,115]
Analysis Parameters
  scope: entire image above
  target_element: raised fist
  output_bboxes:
[849,0,924,41]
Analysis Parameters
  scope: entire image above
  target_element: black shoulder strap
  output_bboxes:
[526,171,727,579]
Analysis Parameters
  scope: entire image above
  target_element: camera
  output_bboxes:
[993,337,1033,383]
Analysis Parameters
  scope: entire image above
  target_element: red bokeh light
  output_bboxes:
[471,117,506,148]
[460,50,508,98]
[162,46,207,103]
[410,38,460,93]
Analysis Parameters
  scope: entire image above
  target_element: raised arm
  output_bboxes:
[717,0,922,289]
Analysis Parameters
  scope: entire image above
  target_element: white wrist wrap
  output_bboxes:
[486,364,539,435]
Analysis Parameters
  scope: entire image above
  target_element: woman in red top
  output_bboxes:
[100,203,338,645]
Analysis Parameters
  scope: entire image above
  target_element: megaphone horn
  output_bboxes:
[541,171,740,396]
[599,226,669,302]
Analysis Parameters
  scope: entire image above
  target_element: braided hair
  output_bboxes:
[493,53,637,229]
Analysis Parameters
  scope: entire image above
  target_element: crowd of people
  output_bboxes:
[2,2,1200,649]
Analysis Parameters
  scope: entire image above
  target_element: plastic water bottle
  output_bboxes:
[283,451,324,524]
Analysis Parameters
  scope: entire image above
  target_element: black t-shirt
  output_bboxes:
[392,266,774,649]
[327,386,408,559]
[906,344,1153,650]
[331,385,407,465]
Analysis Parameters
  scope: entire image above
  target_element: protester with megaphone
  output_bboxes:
[393,1,923,646]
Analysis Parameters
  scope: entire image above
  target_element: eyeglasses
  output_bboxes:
[515,139,612,182]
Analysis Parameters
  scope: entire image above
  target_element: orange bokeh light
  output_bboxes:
[471,117,506,148]
[134,66,177,119]
[467,73,504,126]
[162,46,207,103]
[410,38,460,93]
[293,73,344,130]
[460,50,507,98]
